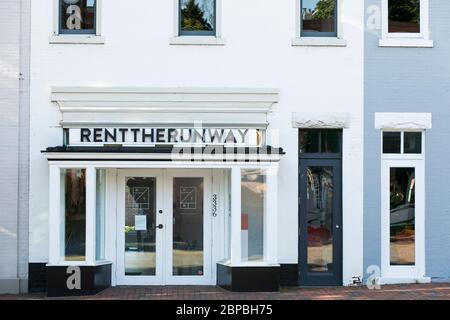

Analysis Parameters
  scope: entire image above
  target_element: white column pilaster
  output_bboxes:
[230,167,242,265]
[85,166,96,264]
[48,165,61,265]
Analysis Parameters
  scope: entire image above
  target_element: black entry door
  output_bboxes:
[298,130,342,286]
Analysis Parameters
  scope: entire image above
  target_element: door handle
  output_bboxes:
[156,224,164,229]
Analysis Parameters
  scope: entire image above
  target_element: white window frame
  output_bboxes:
[292,0,347,47]
[49,165,98,266]
[49,0,105,44]
[379,0,433,48]
[380,130,429,284]
[170,0,225,46]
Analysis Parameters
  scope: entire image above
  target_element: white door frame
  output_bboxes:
[116,169,214,285]
[381,159,426,282]
[116,169,164,285]
[164,169,214,285]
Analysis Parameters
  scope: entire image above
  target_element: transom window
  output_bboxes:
[59,0,96,34]
[299,129,341,154]
[388,0,420,34]
[301,0,338,37]
[382,131,423,154]
[179,0,216,36]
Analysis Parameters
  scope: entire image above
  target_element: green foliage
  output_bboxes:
[181,0,213,31]
[312,0,335,20]
[389,0,420,23]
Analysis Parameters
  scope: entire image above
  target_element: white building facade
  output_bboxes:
[29,0,364,295]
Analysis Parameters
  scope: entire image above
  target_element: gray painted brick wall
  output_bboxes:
[0,0,30,294]
[364,0,450,281]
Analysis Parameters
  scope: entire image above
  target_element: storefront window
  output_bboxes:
[61,168,86,261]
[241,169,266,261]
[96,169,106,261]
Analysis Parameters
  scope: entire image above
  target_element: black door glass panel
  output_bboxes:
[383,132,401,154]
[404,132,422,154]
[180,0,215,35]
[300,130,341,154]
[388,0,420,33]
[390,168,415,266]
[300,130,320,153]
[60,0,96,34]
[124,177,157,276]
[173,178,204,276]
[306,167,334,272]
[321,130,340,153]
[301,0,337,35]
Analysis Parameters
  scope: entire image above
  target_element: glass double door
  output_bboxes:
[116,169,213,285]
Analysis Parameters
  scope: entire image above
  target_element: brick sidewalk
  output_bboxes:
[1,283,450,300]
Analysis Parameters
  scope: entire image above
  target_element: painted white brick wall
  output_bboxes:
[0,0,30,293]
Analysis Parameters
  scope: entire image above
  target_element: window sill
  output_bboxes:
[291,37,347,47]
[169,36,226,46]
[378,38,434,48]
[49,35,105,45]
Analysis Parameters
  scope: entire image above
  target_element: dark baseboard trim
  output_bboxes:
[217,263,280,292]
[29,263,47,293]
[280,264,299,287]
[47,263,112,297]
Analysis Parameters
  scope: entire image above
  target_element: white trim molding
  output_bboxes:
[379,0,433,48]
[51,87,279,128]
[292,112,351,129]
[375,113,432,130]
[171,0,224,46]
[51,0,104,44]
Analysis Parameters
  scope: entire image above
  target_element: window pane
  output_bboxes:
[306,167,334,272]
[61,168,86,261]
[125,177,157,276]
[241,169,266,261]
[96,169,106,261]
[299,130,320,153]
[383,132,401,154]
[173,178,204,276]
[180,0,215,34]
[60,0,96,34]
[390,168,415,266]
[404,132,422,154]
[301,0,336,35]
[388,0,420,33]
[321,130,340,153]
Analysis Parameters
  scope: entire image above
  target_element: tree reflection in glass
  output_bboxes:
[180,0,215,34]
[390,168,415,266]
[388,0,420,33]
[301,0,336,34]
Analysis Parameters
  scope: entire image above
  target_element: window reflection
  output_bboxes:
[241,169,266,262]
[306,167,334,272]
[388,0,420,33]
[180,0,215,34]
[390,168,415,266]
[301,0,337,35]
[61,168,86,261]
[125,178,157,276]
[173,178,204,276]
[60,0,96,34]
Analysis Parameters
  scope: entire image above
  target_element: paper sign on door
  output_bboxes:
[135,215,147,231]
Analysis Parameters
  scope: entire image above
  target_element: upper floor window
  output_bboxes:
[59,0,96,35]
[388,0,420,34]
[380,0,432,47]
[301,0,337,37]
[179,0,216,36]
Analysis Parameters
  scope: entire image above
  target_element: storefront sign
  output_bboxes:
[68,128,262,147]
